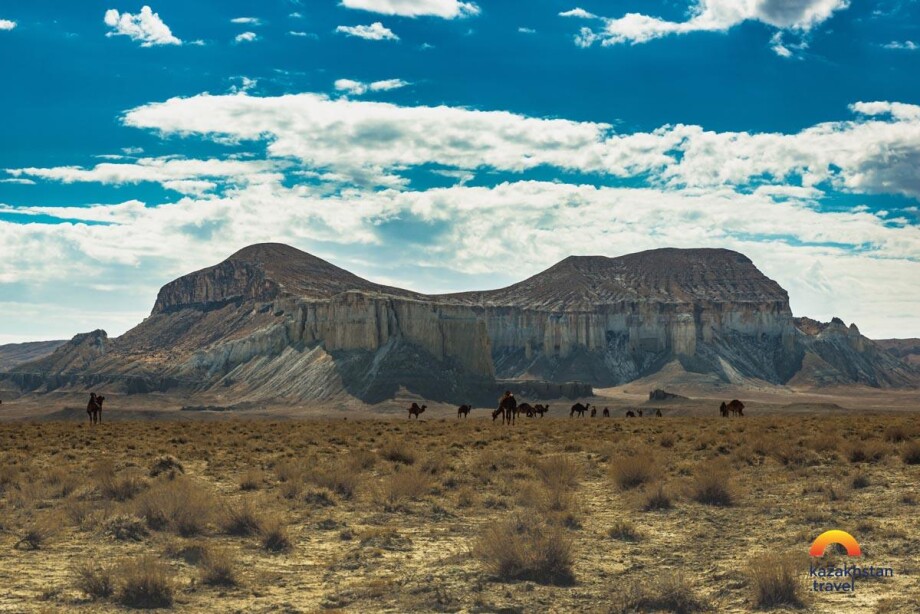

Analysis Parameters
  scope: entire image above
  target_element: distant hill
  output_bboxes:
[7,244,917,405]
[0,340,67,372]
[874,338,920,367]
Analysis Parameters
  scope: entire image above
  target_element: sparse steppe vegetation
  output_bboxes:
[0,414,918,612]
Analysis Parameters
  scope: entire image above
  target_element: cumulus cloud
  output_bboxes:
[104,6,181,47]
[0,19,16,31]
[335,22,399,40]
[559,8,597,19]
[341,0,479,19]
[117,93,920,200]
[572,0,849,52]
[234,31,258,43]
[231,17,262,25]
[884,40,918,50]
[334,78,410,95]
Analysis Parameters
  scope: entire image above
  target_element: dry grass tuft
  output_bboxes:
[748,553,806,609]
[473,516,575,586]
[219,498,265,536]
[260,514,293,553]
[134,477,215,536]
[608,573,710,613]
[607,519,642,542]
[116,556,175,608]
[690,467,734,506]
[901,440,920,465]
[609,450,657,490]
[200,546,239,586]
[73,560,116,600]
[149,455,184,478]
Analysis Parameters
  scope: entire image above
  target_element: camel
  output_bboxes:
[602,407,610,417]
[719,402,729,417]
[570,402,589,418]
[497,391,518,425]
[457,404,471,419]
[625,410,635,417]
[727,399,745,417]
[407,403,427,419]
[532,404,549,417]
[87,393,105,425]
[518,402,536,418]
[655,408,663,417]
[637,409,643,417]
[590,406,597,417]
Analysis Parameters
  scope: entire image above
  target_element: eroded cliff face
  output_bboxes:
[13,244,915,402]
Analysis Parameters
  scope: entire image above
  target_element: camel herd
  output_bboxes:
[406,392,747,422]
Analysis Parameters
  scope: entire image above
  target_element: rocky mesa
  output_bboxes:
[8,243,917,404]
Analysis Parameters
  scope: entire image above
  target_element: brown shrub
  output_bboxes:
[73,560,115,600]
[608,573,709,613]
[379,440,416,465]
[607,519,642,542]
[609,450,657,490]
[378,467,431,508]
[134,477,216,536]
[260,515,293,553]
[474,516,575,586]
[748,553,806,609]
[200,546,238,586]
[116,556,174,608]
[690,467,734,506]
[642,484,674,511]
[901,440,920,465]
[219,498,264,536]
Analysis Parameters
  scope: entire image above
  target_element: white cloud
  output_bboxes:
[234,31,258,43]
[334,78,409,95]
[117,93,920,201]
[341,0,479,19]
[0,19,16,31]
[7,158,280,195]
[288,31,317,38]
[103,6,181,47]
[0,178,34,185]
[335,22,399,40]
[559,8,597,19]
[884,40,918,50]
[573,0,848,49]
[231,17,262,25]
[518,27,536,34]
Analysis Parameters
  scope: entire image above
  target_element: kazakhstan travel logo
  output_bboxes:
[808,530,893,594]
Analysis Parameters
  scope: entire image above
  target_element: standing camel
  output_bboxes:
[625,410,635,417]
[496,391,518,425]
[655,408,663,417]
[407,403,427,419]
[590,406,597,417]
[727,399,745,417]
[570,402,589,418]
[457,404,471,419]
[602,407,610,417]
[87,393,105,425]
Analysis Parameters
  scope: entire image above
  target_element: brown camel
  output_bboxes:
[457,404,471,419]
[637,409,643,417]
[497,391,518,425]
[407,403,426,419]
[87,393,105,425]
[570,402,588,418]
[532,404,549,417]
[727,399,745,417]
[655,408,663,417]
[625,410,635,417]
[719,402,728,417]
[517,402,536,418]
[590,406,597,417]
[602,407,610,417]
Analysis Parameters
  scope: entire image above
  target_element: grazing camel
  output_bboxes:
[570,402,589,418]
[87,393,105,425]
[457,404,471,419]
[625,410,635,417]
[407,403,427,419]
[518,402,536,418]
[497,391,518,425]
[532,404,549,417]
[655,408,663,417]
[727,399,745,417]
[602,407,610,417]
[590,406,597,417]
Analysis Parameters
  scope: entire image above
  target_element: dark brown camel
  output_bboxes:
[637,409,643,417]
[87,393,105,425]
[518,402,536,418]
[407,403,426,419]
[457,404,471,419]
[590,406,597,417]
[719,402,729,417]
[532,404,549,417]
[727,399,745,417]
[625,410,635,417]
[602,407,610,417]
[497,391,518,425]
[655,408,663,417]
[570,402,588,418]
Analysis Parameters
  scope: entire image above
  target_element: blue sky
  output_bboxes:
[1,0,919,342]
